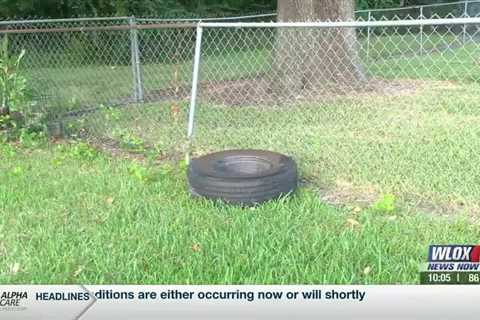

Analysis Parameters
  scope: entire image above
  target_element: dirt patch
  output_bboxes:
[312,178,480,222]
[142,87,191,104]
[138,76,444,107]
[87,136,182,163]
[208,77,436,107]
[407,196,480,221]
[314,179,380,208]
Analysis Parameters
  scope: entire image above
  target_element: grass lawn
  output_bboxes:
[82,76,480,212]
[2,31,479,285]
[1,142,479,284]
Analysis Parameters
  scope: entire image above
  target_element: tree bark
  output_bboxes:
[275,0,366,98]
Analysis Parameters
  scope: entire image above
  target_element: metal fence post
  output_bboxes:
[463,1,469,44]
[420,6,424,55]
[129,16,144,103]
[367,11,372,59]
[186,24,204,162]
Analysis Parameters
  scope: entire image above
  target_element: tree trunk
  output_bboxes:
[275,0,366,98]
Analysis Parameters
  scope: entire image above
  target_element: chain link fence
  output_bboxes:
[356,0,480,21]
[2,13,480,211]
[1,14,277,156]
[189,18,480,211]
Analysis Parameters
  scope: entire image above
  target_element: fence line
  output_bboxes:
[355,0,480,13]
[0,23,197,34]
[2,13,480,208]
[186,17,480,150]
[4,16,479,35]
[179,18,480,207]
[0,16,130,26]
[0,1,478,27]
[198,17,480,28]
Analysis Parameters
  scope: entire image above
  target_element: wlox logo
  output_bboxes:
[428,245,480,262]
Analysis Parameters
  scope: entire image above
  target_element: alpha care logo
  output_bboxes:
[0,291,28,311]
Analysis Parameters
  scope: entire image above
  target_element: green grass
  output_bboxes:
[1,143,478,284]
[82,76,480,210]
[369,43,480,81]
[3,33,479,284]
[363,32,460,60]
[40,37,480,211]
[193,80,480,206]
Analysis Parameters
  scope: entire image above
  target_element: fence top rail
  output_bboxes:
[199,17,480,28]
[2,16,479,34]
[0,0,478,26]
[355,0,480,13]
[0,16,131,26]
[0,22,197,35]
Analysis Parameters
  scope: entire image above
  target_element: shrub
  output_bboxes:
[0,37,27,117]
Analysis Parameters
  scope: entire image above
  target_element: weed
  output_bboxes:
[0,142,16,158]
[114,129,146,153]
[127,162,152,183]
[68,141,98,161]
[0,37,27,116]
[18,129,46,148]
[101,104,121,122]
[10,166,24,176]
[372,194,397,214]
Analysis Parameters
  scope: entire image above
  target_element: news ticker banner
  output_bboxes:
[420,244,480,284]
[1,285,479,319]
[419,262,480,285]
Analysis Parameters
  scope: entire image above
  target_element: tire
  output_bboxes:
[187,149,298,206]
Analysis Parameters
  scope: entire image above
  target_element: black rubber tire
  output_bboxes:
[188,149,297,206]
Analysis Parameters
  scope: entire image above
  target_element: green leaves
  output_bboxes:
[0,37,27,114]
[127,160,179,183]
[0,0,276,19]
[356,0,404,10]
[372,194,396,214]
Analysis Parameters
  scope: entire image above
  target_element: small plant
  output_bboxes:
[68,141,98,161]
[127,161,173,183]
[52,141,97,162]
[177,159,188,171]
[65,117,88,139]
[0,113,15,131]
[127,162,151,183]
[18,128,46,148]
[10,166,24,176]
[113,129,146,153]
[101,105,121,122]
[0,37,27,117]
[0,142,16,158]
[372,194,396,213]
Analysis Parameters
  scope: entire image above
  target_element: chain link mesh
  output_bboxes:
[1,15,276,157]
[191,21,480,211]
[2,12,480,210]
[1,18,198,157]
[356,1,480,21]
